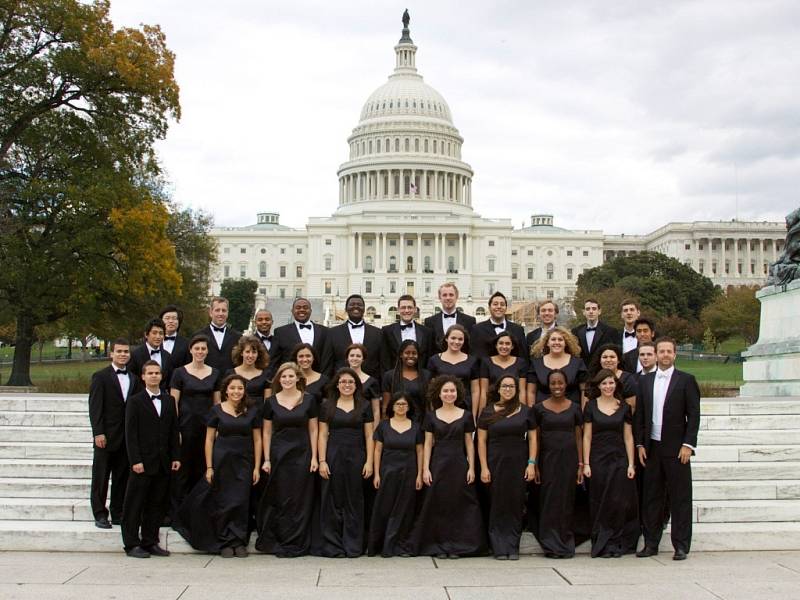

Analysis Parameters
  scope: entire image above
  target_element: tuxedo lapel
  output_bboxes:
[393,324,402,346]
[664,372,680,409]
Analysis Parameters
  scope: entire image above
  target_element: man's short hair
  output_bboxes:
[438,282,459,296]
[211,296,229,308]
[655,336,677,352]
[110,338,130,351]
[539,300,559,314]
[397,294,416,307]
[488,291,507,306]
[144,318,166,335]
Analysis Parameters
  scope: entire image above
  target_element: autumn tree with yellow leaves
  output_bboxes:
[0,0,188,385]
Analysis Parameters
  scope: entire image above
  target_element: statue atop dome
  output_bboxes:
[400,9,413,43]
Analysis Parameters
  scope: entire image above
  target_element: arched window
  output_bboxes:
[406,256,414,272]
[546,263,554,280]
[433,140,437,153]
[376,139,381,153]
[259,261,267,278]
[414,138,419,152]
[389,255,397,272]
[476,307,486,317]
[364,255,374,272]
[395,138,400,152]
[424,139,429,152]
[404,138,410,152]
[366,306,377,319]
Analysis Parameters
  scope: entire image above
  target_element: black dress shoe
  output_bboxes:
[94,517,112,529]
[673,549,688,561]
[110,517,121,525]
[126,546,150,558]
[636,546,658,558]
[144,544,170,557]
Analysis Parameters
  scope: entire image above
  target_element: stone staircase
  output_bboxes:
[0,393,799,552]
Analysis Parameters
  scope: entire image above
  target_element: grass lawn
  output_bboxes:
[0,360,102,393]
[678,359,743,385]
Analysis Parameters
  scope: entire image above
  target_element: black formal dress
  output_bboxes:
[88,365,140,522]
[223,368,270,413]
[380,321,435,373]
[479,357,528,403]
[470,320,528,365]
[321,322,383,378]
[427,354,480,411]
[122,390,179,552]
[478,406,536,557]
[634,368,700,554]
[312,401,374,557]
[368,420,422,556]
[256,394,318,556]
[195,325,242,373]
[618,370,639,400]
[169,367,222,512]
[410,410,487,557]
[528,356,588,404]
[571,322,620,373]
[584,399,639,556]
[304,374,330,407]
[532,402,583,557]
[173,404,261,552]
[381,368,431,422]
[423,311,476,352]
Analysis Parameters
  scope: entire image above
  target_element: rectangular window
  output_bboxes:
[325,239,332,246]
[239,266,246,277]
[223,247,230,255]
[279,288,286,299]
[527,250,533,256]
[259,288,266,295]
[389,281,397,294]
[240,248,246,254]
[296,266,303,278]
[425,281,431,294]
[685,244,691,250]
[512,268,518,279]
[546,290,554,300]
[297,247,302,254]
[488,258,496,272]
[280,266,286,278]
[324,281,332,294]
[389,239,397,247]
[566,250,573,257]
[511,249,518,256]
[295,288,302,297]
[424,240,432,247]
[280,248,286,254]
[223,266,230,277]
[365,281,372,294]
[488,240,495,247]
[567,268,573,280]
[324,257,332,271]
[448,239,455,247]
[582,250,589,257]
[527,267,534,279]
[406,239,414,246]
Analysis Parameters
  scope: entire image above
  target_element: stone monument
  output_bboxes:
[740,207,800,396]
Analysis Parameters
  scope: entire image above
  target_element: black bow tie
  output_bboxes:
[349,321,364,328]
[298,323,312,330]
[115,369,128,375]
[149,348,161,355]
[212,325,226,333]
[442,313,456,319]
[585,327,596,332]
[493,323,505,331]
[150,394,161,401]
[260,334,272,342]
[164,335,176,341]
[624,331,636,338]
[400,323,413,330]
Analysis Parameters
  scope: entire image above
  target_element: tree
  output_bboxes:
[656,314,704,345]
[700,285,761,347]
[575,252,720,323]
[0,0,181,386]
[220,279,258,332]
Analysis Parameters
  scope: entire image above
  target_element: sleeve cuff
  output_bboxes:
[682,443,696,451]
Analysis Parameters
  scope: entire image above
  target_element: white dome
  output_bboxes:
[360,75,453,124]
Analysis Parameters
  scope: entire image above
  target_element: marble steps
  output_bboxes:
[694,444,800,462]
[0,497,92,521]
[693,479,800,500]
[701,398,800,415]
[700,414,800,430]
[0,394,86,413]
[0,442,92,460]
[0,426,91,443]
[0,411,88,427]
[698,429,800,445]
[694,500,800,523]
[0,459,93,479]
[693,461,800,481]
[0,477,90,498]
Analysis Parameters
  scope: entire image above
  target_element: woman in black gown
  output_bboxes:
[527,327,588,406]
[368,393,423,557]
[256,362,319,556]
[225,335,271,412]
[173,374,262,557]
[478,331,528,411]
[477,376,537,560]
[582,368,638,557]
[313,368,374,557]
[410,375,487,558]
[291,343,329,407]
[588,344,638,413]
[169,335,222,512]
[347,343,382,429]
[381,339,430,423]
[426,324,481,421]
[533,369,584,558]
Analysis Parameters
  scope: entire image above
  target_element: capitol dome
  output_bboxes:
[336,18,474,214]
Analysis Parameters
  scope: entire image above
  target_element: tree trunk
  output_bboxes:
[66,337,73,360]
[7,313,34,386]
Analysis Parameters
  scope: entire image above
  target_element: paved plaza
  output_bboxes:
[1,550,799,599]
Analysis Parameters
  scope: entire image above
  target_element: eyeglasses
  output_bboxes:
[499,384,516,390]
[394,402,409,407]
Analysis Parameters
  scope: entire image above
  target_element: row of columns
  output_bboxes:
[339,169,472,205]
[699,237,781,277]
[348,232,471,274]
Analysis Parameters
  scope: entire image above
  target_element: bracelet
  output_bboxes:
[206,467,213,471]
[527,459,537,465]
[578,462,584,466]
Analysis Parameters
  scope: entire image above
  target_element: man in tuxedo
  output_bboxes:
[634,337,700,561]
[525,300,559,352]
[129,319,173,391]
[635,341,658,376]
[571,298,619,369]
[471,292,527,363]
[88,338,141,529]
[121,361,180,558]
[322,294,382,377]
[194,297,242,373]
[423,282,476,351]
[159,305,189,368]
[381,294,434,371]
[620,299,642,354]
[270,299,329,374]
[623,317,656,373]
[254,309,274,353]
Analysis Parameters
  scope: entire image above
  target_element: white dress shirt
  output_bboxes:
[145,343,162,368]
[296,321,314,345]
[491,319,507,335]
[650,366,674,442]
[149,392,162,417]
[399,321,417,342]
[162,337,175,355]
[211,324,226,349]
[622,329,637,353]
[115,367,131,400]
[585,321,598,351]
[348,321,365,344]
[441,312,458,333]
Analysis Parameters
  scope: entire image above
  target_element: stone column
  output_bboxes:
[400,233,405,273]
[734,238,740,278]
[349,234,355,270]
[458,234,463,271]
[382,233,388,272]
[355,233,361,272]
[772,239,778,262]
[421,170,428,198]
[417,233,422,273]
[707,237,713,276]
[466,233,472,272]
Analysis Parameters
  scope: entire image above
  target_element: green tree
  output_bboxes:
[700,285,761,347]
[0,0,180,386]
[575,252,720,323]
[220,279,258,333]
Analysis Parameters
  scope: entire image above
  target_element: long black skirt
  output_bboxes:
[486,438,527,556]
[535,437,578,557]
[367,447,418,556]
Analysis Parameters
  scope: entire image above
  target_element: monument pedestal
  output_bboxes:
[740,279,800,397]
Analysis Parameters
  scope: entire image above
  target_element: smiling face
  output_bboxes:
[547,332,565,354]
[346,347,364,369]
[539,302,556,327]
[489,296,507,321]
[279,368,298,391]
[446,329,465,353]
[242,344,258,366]
[495,335,513,356]
[296,348,314,370]
[600,349,619,371]
[397,299,416,322]
[210,300,228,327]
[497,377,517,404]
[292,299,311,323]
[548,372,566,398]
[656,340,676,370]
[346,297,365,321]
[189,341,208,363]
[599,376,617,397]
[635,322,654,343]
[110,344,130,369]
[439,382,458,406]
[337,374,357,397]
[391,397,410,418]
[145,326,164,349]
[225,379,245,404]
[161,311,179,335]
[255,310,273,335]
[438,285,458,312]
[401,344,418,368]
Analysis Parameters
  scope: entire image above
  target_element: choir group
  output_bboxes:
[88,283,700,561]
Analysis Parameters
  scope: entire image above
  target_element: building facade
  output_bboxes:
[211,23,786,326]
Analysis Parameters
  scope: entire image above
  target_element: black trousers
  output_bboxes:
[90,443,129,521]
[121,468,170,551]
[641,440,692,553]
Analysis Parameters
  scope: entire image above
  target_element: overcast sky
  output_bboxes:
[109,1,799,234]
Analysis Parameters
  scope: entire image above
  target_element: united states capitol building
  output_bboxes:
[211,21,785,325]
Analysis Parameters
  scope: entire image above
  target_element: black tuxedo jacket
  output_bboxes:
[571,321,620,369]
[380,321,435,373]
[165,334,190,369]
[470,319,528,366]
[622,348,640,373]
[88,365,141,451]
[194,325,242,373]
[129,344,173,391]
[634,369,701,457]
[423,311,476,352]
[269,322,329,373]
[321,322,382,378]
[125,390,180,475]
